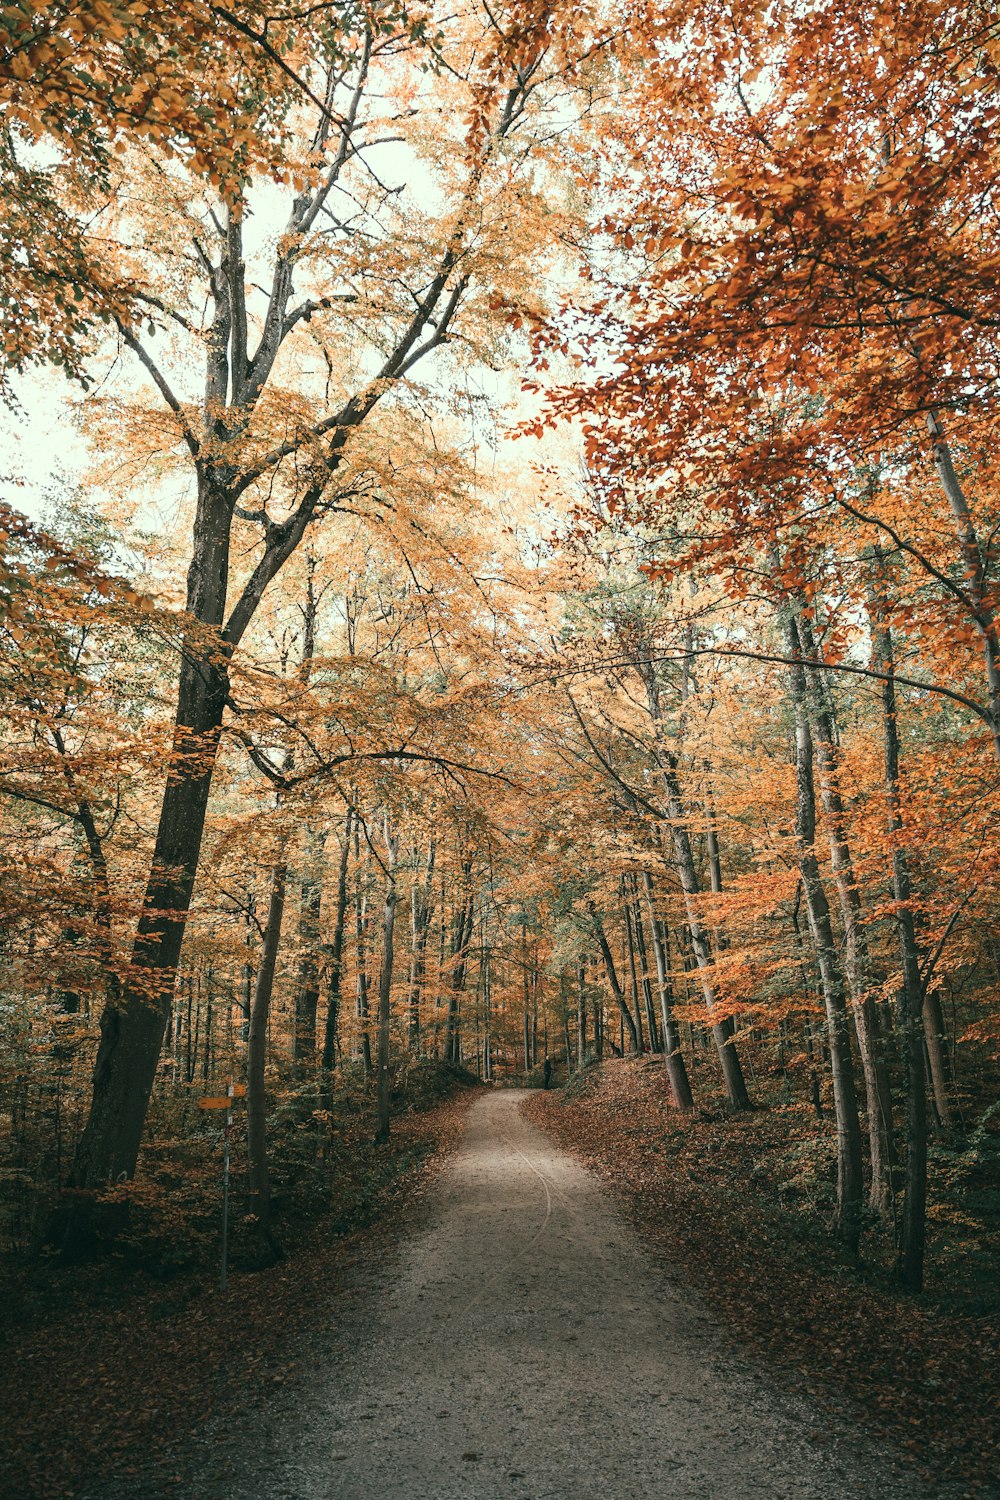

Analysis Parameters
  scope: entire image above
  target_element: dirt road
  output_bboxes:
[133,1090,953,1499]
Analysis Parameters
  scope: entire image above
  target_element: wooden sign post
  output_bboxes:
[199,1078,246,1291]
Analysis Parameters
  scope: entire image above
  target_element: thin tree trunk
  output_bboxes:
[354,826,372,1078]
[594,984,604,1059]
[562,970,573,1076]
[870,572,927,1292]
[321,808,353,1073]
[292,825,324,1067]
[247,858,287,1264]
[184,973,194,1084]
[374,819,398,1144]
[786,616,863,1255]
[577,960,587,1070]
[202,966,213,1084]
[660,781,750,1106]
[589,903,640,1054]
[923,989,953,1133]
[531,957,539,1067]
[642,873,694,1109]
[630,874,660,1051]
[644,698,750,1101]
[636,651,751,1106]
[407,841,436,1054]
[925,412,1000,761]
[443,874,473,1065]
[790,891,825,1120]
[796,609,896,1211]
[483,945,492,1082]
[622,882,646,1052]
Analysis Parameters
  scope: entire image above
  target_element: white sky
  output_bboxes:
[1,368,93,523]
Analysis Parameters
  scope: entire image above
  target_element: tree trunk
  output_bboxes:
[630,874,660,1051]
[786,616,864,1256]
[68,480,233,1190]
[202,966,213,1084]
[870,576,927,1292]
[925,411,1000,761]
[577,960,587,1070]
[292,825,324,1067]
[923,989,953,1134]
[531,958,539,1067]
[637,653,750,1106]
[443,876,473,1065]
[589,903,640,1054]
[796,608,896,1211]
[659,782,750,1107]
[246,858,287,1264]
[374,819,398,1144]
[483,945,492,1082]
[354,826,372,1077]
[321,808,353,1073]
[407,840,436,1054]
[594,983,604,1059]
[622,881,646,1052]
[790,893,825,1120]
[642,873,694,1109]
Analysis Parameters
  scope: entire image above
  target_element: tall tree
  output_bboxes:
[66,3,597,1188]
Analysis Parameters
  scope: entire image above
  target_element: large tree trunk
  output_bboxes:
[642,873,694,1109]
[247,857,288,1264]
[374,820,398,1144]
[796,609,896,1211]
[870,577,927,1292]
[68,485,232,1189]
[786,618,864,1256]
[63,51,497,1193]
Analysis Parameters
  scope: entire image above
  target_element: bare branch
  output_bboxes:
[116,320,200,459]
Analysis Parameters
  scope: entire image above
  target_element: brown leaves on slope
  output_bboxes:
[527,1061,1000,1499]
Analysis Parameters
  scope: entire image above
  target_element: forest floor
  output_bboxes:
[29,1087,987,1500]
[4,1073,995,1500]
[0,1066,478,1500]
[526,1057,1000,1499]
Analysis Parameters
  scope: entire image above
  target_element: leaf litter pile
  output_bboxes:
[527,1059,1000,1500]
[1,1084,477,1500]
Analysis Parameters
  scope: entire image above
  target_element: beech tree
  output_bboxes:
[59,0,604,1189]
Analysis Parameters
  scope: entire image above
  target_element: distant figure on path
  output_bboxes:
[543,1056,552,1089]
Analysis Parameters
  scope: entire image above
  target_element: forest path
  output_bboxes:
[173,1090,942,1500]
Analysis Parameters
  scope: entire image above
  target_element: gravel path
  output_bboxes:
[138,1090,953,1499]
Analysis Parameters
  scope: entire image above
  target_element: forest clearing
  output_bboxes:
[2,0,1000,1496]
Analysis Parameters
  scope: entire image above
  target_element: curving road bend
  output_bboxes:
[161,1090,952,1499]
